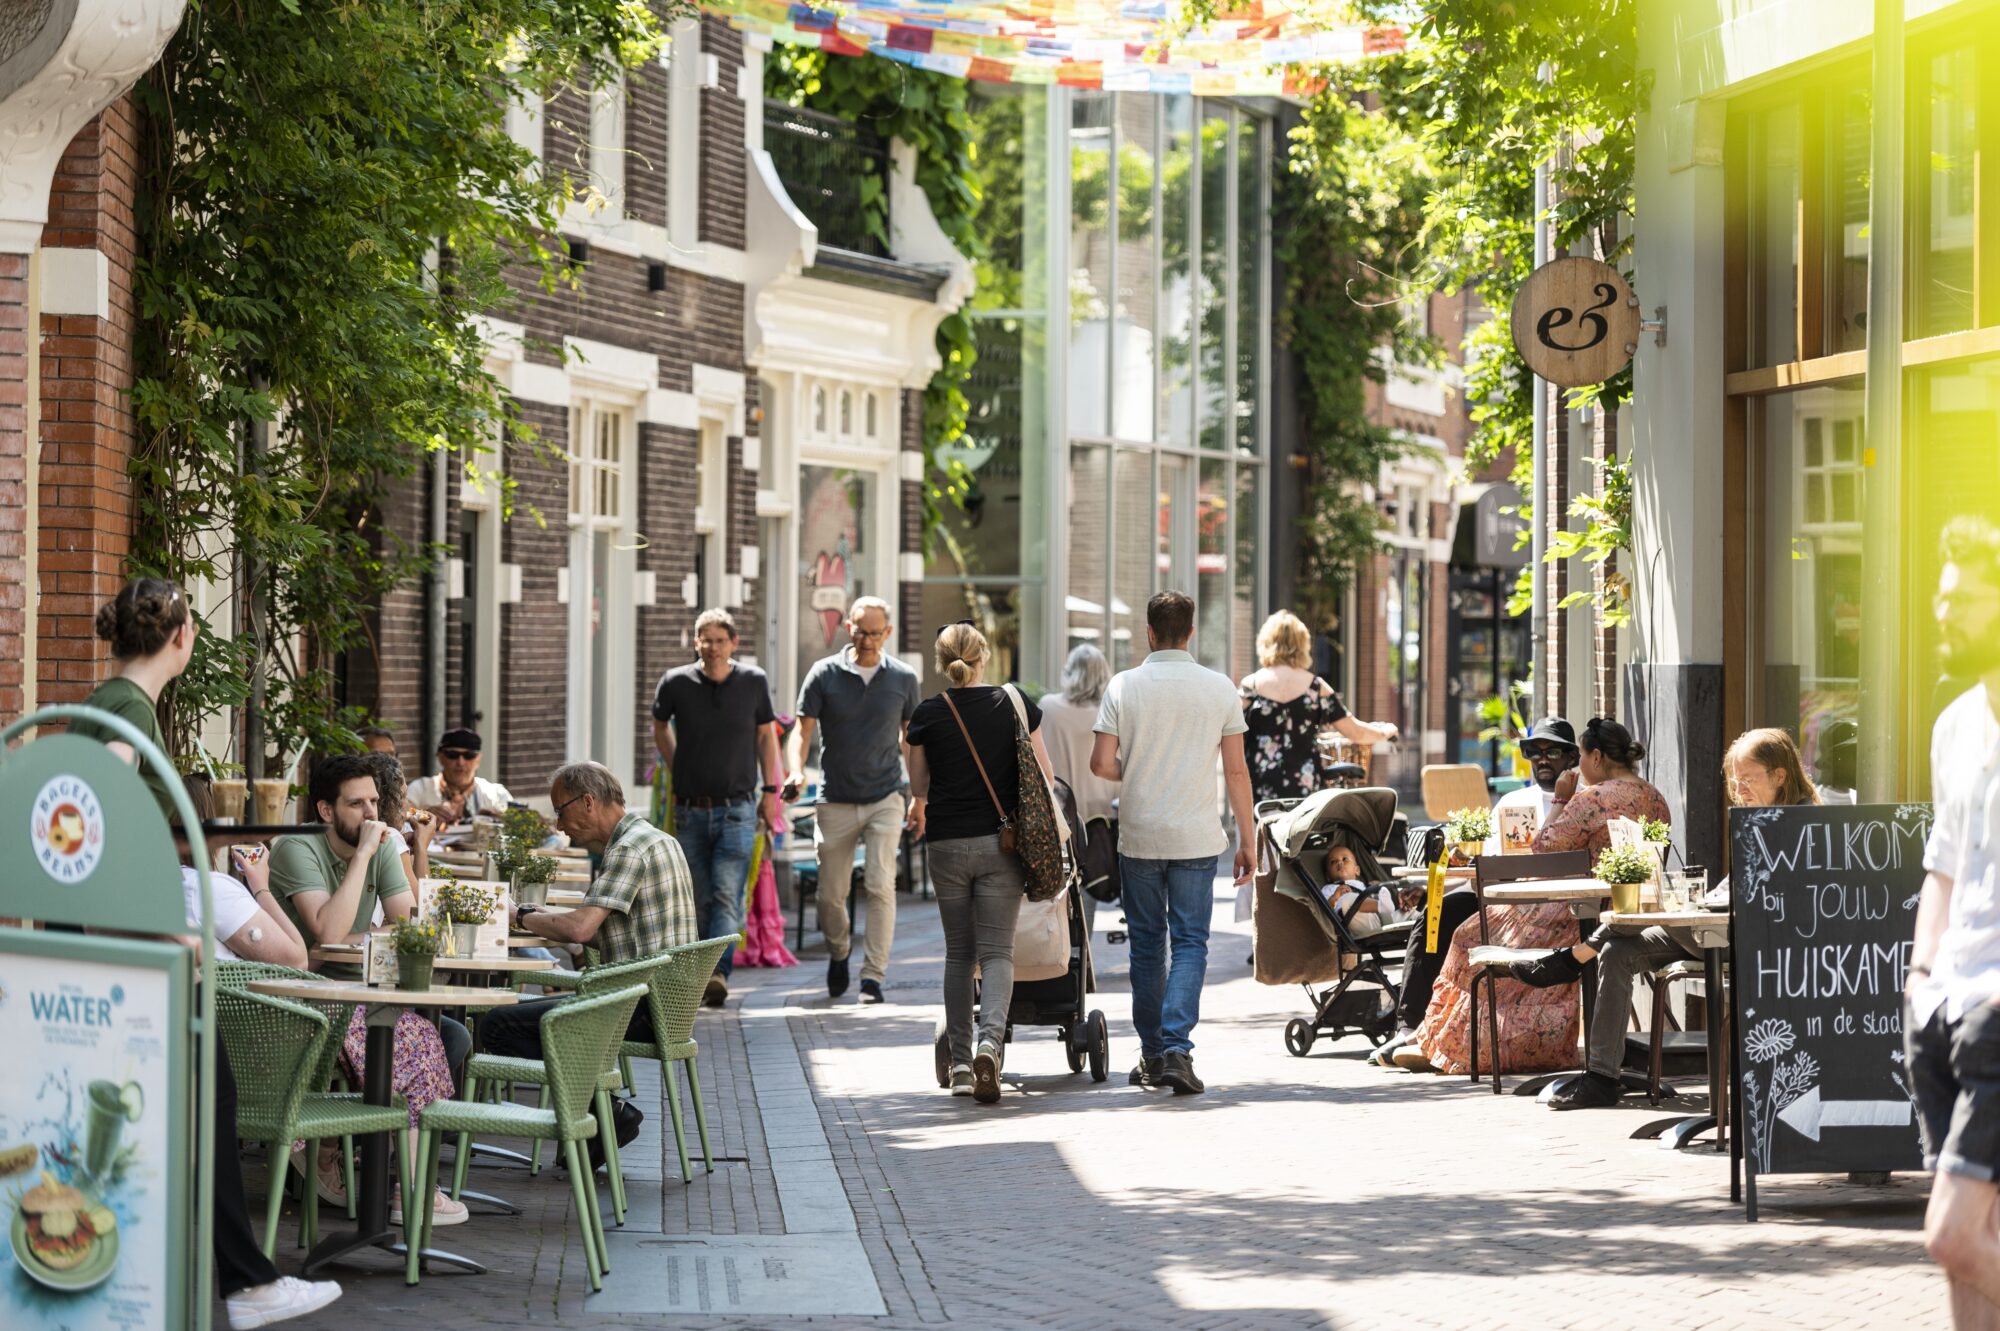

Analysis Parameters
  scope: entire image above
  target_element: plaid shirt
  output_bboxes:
[582,813,698,963]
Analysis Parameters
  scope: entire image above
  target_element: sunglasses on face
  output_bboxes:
[439,749,477,761]
[1522,745,1568,762]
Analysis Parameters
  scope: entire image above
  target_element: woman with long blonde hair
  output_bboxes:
[905,621,1056,1104]
[1238,609,1397,803]
[1724,727,1820,809]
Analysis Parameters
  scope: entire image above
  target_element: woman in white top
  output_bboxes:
[1039,645,1119,823]
[181,847,310,968]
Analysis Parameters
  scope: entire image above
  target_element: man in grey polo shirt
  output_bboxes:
[1091,590,1255,1095]
[784,596,922,1002]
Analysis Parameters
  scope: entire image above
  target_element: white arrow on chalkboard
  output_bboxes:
[1776,1086,1912,1142]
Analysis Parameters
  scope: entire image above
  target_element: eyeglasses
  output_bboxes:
[850,627,891,641]
[438,749,477,761]
[1521,744,1568,762]
[553,790,590,817]
[934,618,976,640]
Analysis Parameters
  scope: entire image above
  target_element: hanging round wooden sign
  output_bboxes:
[1509,257,1641,387]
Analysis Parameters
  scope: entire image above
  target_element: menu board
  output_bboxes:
[1728,804,1929,1197]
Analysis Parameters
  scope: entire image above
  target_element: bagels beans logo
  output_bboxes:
[31,775,106,883]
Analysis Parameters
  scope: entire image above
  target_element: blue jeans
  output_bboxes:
[675,800,756,977]
[1119,854,1218,1058]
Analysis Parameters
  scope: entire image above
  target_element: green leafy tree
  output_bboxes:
[1278,56,1440,632]
[130,0,673,770]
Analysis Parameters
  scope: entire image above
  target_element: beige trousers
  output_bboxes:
[814,792,906,982]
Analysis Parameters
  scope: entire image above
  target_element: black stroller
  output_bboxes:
[1251,786,1410,1056]
[932,779,1111,1084]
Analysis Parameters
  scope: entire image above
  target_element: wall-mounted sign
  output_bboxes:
[1508,257,1641,387]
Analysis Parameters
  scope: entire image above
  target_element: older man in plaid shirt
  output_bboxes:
[482,761,698,1153]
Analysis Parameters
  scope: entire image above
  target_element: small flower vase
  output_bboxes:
[1609,879,1642,915]
[1456,841,1484,867]
[396,953,435,992]
[513,874,548,909]
[451,923,479,958]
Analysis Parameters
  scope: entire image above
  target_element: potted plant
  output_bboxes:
[432,880,497,957]
[390,917,444,991]
[1594,843,1657,915]
[1443,807,1494,864]
[510,852,559,908]
[491,806,551,878]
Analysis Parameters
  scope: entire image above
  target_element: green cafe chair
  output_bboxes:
[213,987,412,1258]
[451,951,672,1226]
[218,960,364,1223]
[406,984,647,1292]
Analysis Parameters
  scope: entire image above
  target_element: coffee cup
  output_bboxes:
[252,779,291,826]
[212,778,247,822]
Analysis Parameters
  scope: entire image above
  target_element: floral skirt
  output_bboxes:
[1415,903,1582,1076]
[340,1008,455,1129]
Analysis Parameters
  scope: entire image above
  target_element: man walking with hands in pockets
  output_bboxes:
[1090,590,1256,1095]
[785,596,922,1003]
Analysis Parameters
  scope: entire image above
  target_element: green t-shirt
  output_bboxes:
[67,676,178,824]
[268,833,410,942]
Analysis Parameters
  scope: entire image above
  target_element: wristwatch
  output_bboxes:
[517,904,542,919]
[760,784,779,794]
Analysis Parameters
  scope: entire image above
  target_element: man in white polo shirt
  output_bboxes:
[1090,590,1255,1096]
[1907,516,2000,1328]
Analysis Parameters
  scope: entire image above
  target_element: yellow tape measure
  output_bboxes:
[1424,854,1447,952]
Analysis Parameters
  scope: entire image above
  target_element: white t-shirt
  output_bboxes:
[1484,782,1557,854]
[407,773,513,823]
[855,662,881,685]
[180,866,262,962]
[1917,683,2000,1023]
[1093,649,1248,860]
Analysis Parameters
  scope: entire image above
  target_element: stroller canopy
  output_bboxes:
[1265,787,1399,862]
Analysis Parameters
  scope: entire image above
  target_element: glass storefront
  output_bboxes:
[1729,20,2000,800]
[796,465,874,691]
[928,85,1271,690]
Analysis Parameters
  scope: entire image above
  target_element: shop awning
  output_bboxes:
[707,0,1404,94]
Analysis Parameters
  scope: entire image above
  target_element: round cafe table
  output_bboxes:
[244,976,519,1276]
[307,947,556,974]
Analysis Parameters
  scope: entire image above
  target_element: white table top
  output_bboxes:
[245,976,522,1007]
[310,947,555,973]
[1481,878,1613,904]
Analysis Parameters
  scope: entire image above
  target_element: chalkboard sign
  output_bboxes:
[1729,803,1930,1212]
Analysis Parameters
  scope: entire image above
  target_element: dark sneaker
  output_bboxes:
[828,953,850,999]
[1548,1071,1624,1111]
[1157,1051,1205,1096]
[1128,1057,1163,1087]
[949,1065,974,1097]
[703,976,728,1008]
[859,978,885,1005]
[1506,947,1585,989]
[972,1043,1003,1104]
[586,1098,644,1170]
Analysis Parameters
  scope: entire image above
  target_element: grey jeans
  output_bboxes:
[928,834,1025,1065]
[1586,922,1702,1078]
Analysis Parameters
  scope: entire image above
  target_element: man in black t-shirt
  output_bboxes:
[651,608,781,1005]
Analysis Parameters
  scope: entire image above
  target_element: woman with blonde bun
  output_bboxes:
[905,620,1057,1104]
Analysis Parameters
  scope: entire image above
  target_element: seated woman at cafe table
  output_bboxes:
[267,752,469,1226]
[173,777,309,969]
[1505,726,1819,1109]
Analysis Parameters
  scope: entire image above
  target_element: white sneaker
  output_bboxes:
[226,1275,342,1329]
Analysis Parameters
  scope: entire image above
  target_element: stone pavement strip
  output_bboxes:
[270,881,1948,1330]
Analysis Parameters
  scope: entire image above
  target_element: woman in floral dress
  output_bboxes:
[1409,716,1672,1077]
[1238,611,1398,805]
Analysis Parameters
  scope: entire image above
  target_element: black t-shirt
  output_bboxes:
[906,686,1043,843]
[652,662,777,801]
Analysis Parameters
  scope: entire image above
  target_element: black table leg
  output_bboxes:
[302,1012,398,1275]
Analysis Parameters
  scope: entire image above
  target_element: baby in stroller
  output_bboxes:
[1318,845,1420,938]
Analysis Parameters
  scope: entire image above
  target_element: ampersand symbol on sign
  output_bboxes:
[1535,282,1620,352]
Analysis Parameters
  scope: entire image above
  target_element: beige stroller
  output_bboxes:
[1251,786,1409,1056]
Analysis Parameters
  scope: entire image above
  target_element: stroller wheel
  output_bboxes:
[1063,1025,1085,1074]
[932,1019,951,1088]
[1086,1011,1109,1083]
[1284,1018,1317,1058]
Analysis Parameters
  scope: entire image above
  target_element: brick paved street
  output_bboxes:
[273,880,1948,1331]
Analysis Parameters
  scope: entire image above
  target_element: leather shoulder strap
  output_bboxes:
[939,690,1009,825]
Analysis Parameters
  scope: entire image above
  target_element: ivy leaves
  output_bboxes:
[130,0,675,767]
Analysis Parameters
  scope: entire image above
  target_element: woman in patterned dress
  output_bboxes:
[1407,717,1672,1078]
[1238,611,1397,806]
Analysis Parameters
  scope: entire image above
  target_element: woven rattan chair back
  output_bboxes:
[651,938,731,1046]
[216,961,354,1088]
[214,987,332,1136]
[538,984,647,1131]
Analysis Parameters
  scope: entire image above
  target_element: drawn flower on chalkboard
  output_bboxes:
[1744,1018,1797,1063]
[1772,1050,1819,1103]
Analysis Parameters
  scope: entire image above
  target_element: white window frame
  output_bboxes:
[566,396,638,779]
[695,420,728,609]
[506,87,544,165]
[589,70,627,208]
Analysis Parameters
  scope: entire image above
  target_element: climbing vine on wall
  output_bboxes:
[764,46,983,549]
[129,0,671,771]
[1278,56,1440,633]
